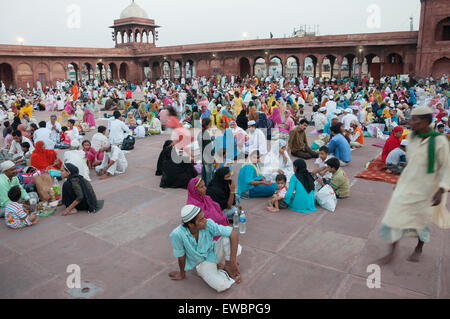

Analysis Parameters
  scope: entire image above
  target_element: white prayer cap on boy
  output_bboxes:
[344,109,352,113]
[319,107,327,112]
[248,120,257,126]
[137,119,142,125]
[71,140,81,149]
[1,160,15,172]
[411,106,433,116]
[401,140,408,147]
[181,205,201,223]
[441,117,448,122]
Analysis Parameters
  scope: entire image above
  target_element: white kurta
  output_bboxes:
[46,121,62,144]
[246,129,267,155]
[33,128,55,150]
[382,134,450,231]
[96,145,128,175]
[109,119,131,145]
[63,150,91,182]
[262,147,294,181]
[91,133,110,152]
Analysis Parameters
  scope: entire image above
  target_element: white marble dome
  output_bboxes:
[120,1,149,19]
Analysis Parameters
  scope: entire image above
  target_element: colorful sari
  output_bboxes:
[30,141,62,171]
[84,108,96,128]
[187,177,228,236]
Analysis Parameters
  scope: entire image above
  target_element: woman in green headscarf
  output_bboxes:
[138,101,147,120]
[147,112,161,135]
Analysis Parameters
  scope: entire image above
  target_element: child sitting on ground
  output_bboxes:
[311,146,332,180]
[317,157,350,199]
[4,186,38,229]
[267,174,288,213]
[12,142,32,167]
[56,126,71,149]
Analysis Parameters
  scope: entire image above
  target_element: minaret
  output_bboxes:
[410,16,414,31]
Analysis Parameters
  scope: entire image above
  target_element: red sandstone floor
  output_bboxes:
[0,110,449,299]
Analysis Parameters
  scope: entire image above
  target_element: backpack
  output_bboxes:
[121,135,135,151]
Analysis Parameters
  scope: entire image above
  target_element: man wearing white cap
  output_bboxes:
[169,205,242,292]
[342,108,358,131]
[378,106,450,264]
[314,107,328,133]
[0,161,30,217]
[325,94,337,114]
[245,120,267,156]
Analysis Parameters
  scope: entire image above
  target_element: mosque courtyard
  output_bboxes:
[0,109,448,299]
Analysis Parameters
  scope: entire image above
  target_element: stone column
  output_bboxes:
[338,61,342,79]
[380,62,384,78]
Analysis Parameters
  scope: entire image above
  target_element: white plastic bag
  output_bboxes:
[315,185,337,212]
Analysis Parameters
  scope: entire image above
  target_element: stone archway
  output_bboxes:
[435,17,450,41]
[162,61,170,79]
[269,57,283,78]
[185,60,194,79]
[109,63,119,80]
[239,57,251,78]
[304,55,317,77]
[385,53,403,76]
[67,62,79,82]
[52,63,66,83]
[254,57,266,78]
[82,63,93,81]
[119,62,129,80]
[0,63,14,88]
[431,57,450,78]
[173,61,182,79]
[286,56,299,78]
[342,54,356,78]
[16,63,33,89]
[35,62,50,87]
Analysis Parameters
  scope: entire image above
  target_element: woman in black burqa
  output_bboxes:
[155,140,198,189]
[61,163,104,215]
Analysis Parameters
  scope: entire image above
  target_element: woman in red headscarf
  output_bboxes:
[30,141,62,171]
[382,126,404,163]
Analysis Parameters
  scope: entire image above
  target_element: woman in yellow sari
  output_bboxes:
[210,107,222,129]
[57,110,70,126]
[18,102,33,119]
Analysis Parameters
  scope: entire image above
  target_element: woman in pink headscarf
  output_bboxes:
[268,107,283,127]
[83,108,96,128]
[64,101,74,115]
[279,110,295,134]
[187,177,229,240]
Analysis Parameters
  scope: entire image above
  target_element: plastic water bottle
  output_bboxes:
[233,210,240,229]
[239,211,246,234]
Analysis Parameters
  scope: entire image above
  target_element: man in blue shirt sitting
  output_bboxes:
[169,205,242,292]
[328,124,352,166]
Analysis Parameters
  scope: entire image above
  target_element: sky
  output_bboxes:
[0,0,421,48]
